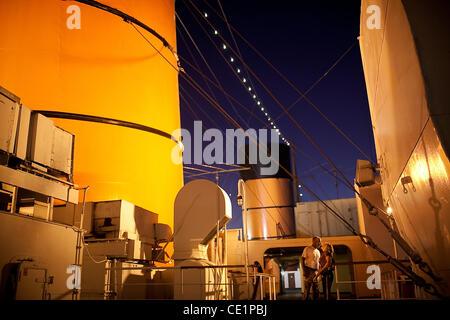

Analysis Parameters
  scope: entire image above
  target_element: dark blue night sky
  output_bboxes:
[176,0,376,229]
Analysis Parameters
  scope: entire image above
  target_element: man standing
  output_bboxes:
[300,236,321,300]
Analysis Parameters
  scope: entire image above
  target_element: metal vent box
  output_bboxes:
[0,90,19,154]
[28,113,74,175]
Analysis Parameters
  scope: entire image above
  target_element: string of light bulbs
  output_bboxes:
[202,11,291,146]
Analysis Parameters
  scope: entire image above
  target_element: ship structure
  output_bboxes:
[359,0,450,297]
[0,0,449,300]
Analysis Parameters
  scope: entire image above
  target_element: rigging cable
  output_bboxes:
[179,2,363,193]
[275,41,357,121]
[113,2,447,296]
[180,65,298,234]
[178,25,428,261]
[187,1,445,283]
[180,85,231,131]
[181,3,291,144]
[178,3,444,296]
[179,58,272,128]
[187,0,372,203]
[181,5,427,230]
[180,88,296,234]
[199,0,375,165]
[180,53,354,192]
[188,0,362,191]
[181,76,294,231]
[177,12,251,128]
[186,66,442,296]
[216,0,262,126]
[177,29,221,110]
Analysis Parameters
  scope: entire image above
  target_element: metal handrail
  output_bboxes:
[229,272,277,300]
[103,264,277,300]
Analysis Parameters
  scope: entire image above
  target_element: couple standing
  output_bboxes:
[300,236,335,300]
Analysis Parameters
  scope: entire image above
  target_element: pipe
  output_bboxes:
[35,111,179,143]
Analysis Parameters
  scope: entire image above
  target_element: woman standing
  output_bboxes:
[315,243,335,300]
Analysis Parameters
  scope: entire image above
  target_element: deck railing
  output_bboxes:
[102,263,277,300]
